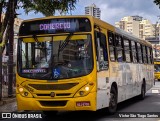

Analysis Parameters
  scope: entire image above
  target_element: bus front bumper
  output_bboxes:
[16,92,96,111]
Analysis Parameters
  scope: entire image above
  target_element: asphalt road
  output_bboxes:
[2,81,160,121]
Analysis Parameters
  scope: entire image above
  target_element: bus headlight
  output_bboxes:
[74,83,94,97]
[19,87,24,92]
[18,86,33,98]
[85,86,90,91]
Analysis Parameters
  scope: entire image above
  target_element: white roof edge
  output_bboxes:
[115,27,140,40]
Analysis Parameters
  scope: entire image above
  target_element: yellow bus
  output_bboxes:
[16,15,154,115]
[154,60,160,81]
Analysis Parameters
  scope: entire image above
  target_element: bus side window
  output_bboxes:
[123,38,131,63]
[115,34,124,62]
[147,47,151,64]
[108,31,116,61]
[150,48,153,64]
[137,43,142,63]
[131,41,137,63]
[95,31,108,71]
[142,45,147,63]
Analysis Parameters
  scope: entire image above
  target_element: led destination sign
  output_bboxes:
[39,22,71,30]
[19,18,91,36]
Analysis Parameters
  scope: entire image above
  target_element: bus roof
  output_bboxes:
[21,15,152,47]
[22,15,94,22]
[92,16,152,47]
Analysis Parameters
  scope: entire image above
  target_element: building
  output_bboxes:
[1,13,23,87]
[115,16,157,40]
[139,19,155,39]
[85,4,101,19]
[1,13,23,63]
[115,16,142,38]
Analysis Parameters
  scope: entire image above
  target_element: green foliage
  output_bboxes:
[154,0,160,8]
[0,0,78,46]
[20,0,78,16]
[0,0,78,47]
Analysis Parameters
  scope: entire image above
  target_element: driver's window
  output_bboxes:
[95,31,108,71]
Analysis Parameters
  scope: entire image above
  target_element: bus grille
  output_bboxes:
[36,93,71,97]
[28,83,78,90]
[39,101,67,107]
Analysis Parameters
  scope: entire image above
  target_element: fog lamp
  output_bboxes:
[24,92,28,96]
[79,91,84,96]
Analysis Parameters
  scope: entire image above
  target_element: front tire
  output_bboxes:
[107,86,117,114]
[139,83,146,100]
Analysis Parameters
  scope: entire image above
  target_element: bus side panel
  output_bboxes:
[146,64,154,91]
[96,71,110,110]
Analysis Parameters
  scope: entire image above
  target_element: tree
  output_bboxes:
[21,0,78,16]
[154,0,160,8]
[0,0,16,99]
[0,0,78,99]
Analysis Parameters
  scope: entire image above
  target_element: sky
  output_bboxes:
[17,0,160,25]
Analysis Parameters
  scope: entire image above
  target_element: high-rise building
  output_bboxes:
[1,13,23,62]
[115,16,156,40]
[115,16,142,38]
[139,19,155,39]
[85,4,101,19]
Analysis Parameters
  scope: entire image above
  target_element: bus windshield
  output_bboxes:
[154,64,160,72]
[18,34,93,80]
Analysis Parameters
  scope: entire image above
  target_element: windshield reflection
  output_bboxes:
[18,34,93,80]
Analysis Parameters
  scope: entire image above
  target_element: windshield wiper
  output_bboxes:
[58,33,73,52]
[32,34,40,42]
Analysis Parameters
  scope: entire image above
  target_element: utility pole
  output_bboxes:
[158,16,160,44]
[155,21,158,58]
[0,47,2,100]
[8,0,15,97]
[155,16,160,58]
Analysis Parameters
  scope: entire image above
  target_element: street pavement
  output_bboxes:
[0,81,160,121]
[0,98,17,112]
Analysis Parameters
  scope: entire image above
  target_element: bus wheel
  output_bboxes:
[107,86,117,114]
[43,111,58,117]
[139,83,146,100]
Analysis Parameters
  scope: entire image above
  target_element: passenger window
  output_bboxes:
[150,48,153,64]
[131,41,137,63]
[147,47,151,64]
[108,31,116,61]
[142,45,147,63]
[137,43,142,63]
[124,38,131,62]
[115,34,124,62]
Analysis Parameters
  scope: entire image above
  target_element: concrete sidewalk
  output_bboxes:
[0,96,17,112]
